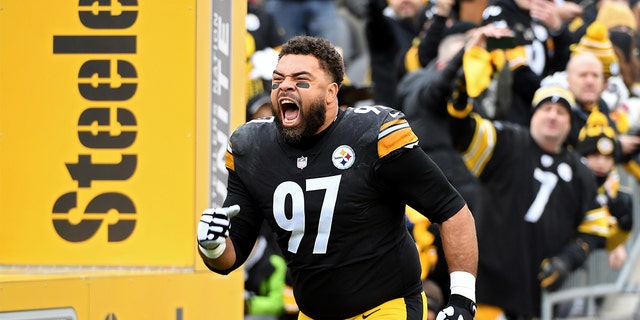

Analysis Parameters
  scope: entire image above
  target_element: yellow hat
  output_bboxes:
[596,2,637,32]
[577,108,619,157]
[572,21,620,78]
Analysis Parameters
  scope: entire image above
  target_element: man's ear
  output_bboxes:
[326,82,339,104]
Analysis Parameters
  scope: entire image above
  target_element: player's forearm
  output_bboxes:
[199,237,237,273]
[440,204,478,275]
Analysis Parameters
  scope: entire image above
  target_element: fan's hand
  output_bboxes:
[539,256,570,291]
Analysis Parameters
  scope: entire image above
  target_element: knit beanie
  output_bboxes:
[576,108,620,157]
[531,85,576,116]
[596,2,637,32]
[572,21,620,78]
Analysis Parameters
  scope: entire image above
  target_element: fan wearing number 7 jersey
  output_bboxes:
[446,51,609,320]
[197,35,479,320]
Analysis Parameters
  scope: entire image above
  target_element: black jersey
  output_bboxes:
[221,106,466,319]
[481,0,571,77]
[456,115,608,316]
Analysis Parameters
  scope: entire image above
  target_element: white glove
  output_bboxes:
[197,205,240,259]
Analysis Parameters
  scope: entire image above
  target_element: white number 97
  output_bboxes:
[273,175,341,254]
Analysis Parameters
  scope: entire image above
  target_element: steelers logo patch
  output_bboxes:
[332,145,355,170]
[597,137,614,155]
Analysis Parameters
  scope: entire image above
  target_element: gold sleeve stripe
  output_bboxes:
[379,118,407,133]
[622,160,640,180]
[462,114,496,177]
[225,142,235,172]
[378,119,419,158]
[577,207,610,238]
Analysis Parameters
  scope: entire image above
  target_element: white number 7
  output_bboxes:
[524,168,557,223]
[273,175,342,254]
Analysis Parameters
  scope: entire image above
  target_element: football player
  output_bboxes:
[197,35,478,320]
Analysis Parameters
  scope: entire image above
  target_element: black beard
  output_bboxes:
[275,97,326,147]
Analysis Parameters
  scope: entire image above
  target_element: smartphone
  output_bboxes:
[486,36,517,51]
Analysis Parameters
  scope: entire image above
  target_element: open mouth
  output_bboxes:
[279,97,300,126]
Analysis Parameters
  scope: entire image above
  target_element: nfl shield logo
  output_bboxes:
[297,156,308,169]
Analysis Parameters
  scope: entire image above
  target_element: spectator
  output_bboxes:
[464,25,540,122]
[575,109,633,270]
[610,28,640,98]
[572,21,620,81]
[365,0,427,107]
[554,107,635,317]
[247,92,274,122]
[541,22,640,160]
[569,21,621,130]
[596,2,640,132]
[566,51,640,156]
[608,27,640,131]
[564,50,640,188]
[445,27,609,318]
[481,0,573,125]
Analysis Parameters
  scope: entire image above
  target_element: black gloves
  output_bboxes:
[538,256,571,291]
[436,294,476,320]
[539,238,592,291]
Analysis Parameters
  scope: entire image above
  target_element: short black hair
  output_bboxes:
[278,35,344,87]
